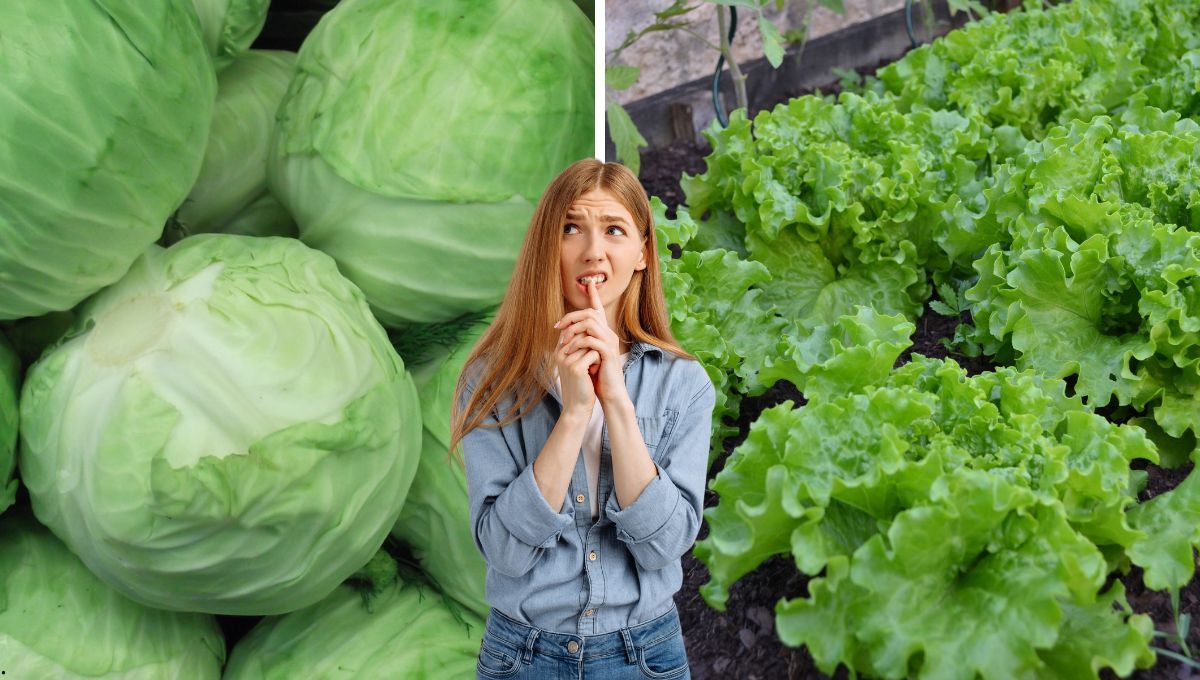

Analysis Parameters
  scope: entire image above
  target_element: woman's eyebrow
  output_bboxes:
[564,211,630,225]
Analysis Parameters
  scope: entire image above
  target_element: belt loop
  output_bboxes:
[620,627,637,664]
[522,627,540,664]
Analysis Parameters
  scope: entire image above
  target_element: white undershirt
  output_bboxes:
[552,351,630,519]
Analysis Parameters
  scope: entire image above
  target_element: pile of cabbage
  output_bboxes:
[0,0,591,675]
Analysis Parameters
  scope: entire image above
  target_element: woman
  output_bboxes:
[449,159,715,679]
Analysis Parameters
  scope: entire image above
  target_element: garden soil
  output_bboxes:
[642,139,1200,680]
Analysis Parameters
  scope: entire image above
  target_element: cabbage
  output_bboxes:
[0,333,17,514]
[18,234,422,615]
[269,0,593,327]
[225,556,482,678]
[0,510,225,678]
[177,50,299,239]
[216,191,298,238]
[0,0,215,320]
[392,313,494,618]
[0,311,76,371]
[189,0,270,71]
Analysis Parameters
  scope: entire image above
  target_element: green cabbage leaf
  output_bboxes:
[224,553,482,678]
[0,0,215,319]
[19,234,422,615]
[0,334,17,514]
[177,50,299,239]
[189,0,270,71]
[0,510,225,678]
[269,0,593,327]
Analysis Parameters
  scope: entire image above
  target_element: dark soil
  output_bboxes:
[640,140,711,217]
[646,138,1200,679]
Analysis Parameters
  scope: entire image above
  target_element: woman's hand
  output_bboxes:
[554,280,628,410]
[554,332,599,419]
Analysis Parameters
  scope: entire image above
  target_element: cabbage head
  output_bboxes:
[269,0,593,328]
[0,510,225,678]
[18,234,422,615]
[392,313,493,617]
[0,333,17,514]
[225,558,482,678]
[177,50,299,239]
[189,0,270,71]
[0,0,215,320]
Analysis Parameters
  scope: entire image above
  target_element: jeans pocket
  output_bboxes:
[477,635,523,678]
[636,631,689,678]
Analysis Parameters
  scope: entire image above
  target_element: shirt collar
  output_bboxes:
[626,340,663,366]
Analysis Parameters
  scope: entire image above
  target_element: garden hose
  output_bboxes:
[713,6,739,127]
[905,0,920,48]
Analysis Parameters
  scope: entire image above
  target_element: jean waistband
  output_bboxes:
[485,604,680,660]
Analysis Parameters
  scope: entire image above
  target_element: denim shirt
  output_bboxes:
[461,341,716,635]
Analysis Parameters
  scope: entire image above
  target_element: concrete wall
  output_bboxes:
[606,0,906,105]
[606,2,975,156]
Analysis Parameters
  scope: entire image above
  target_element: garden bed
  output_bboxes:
[644,139,1200,679]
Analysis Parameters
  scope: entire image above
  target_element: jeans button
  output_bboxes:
[567,640,580,653]
[585,608,594,616]
[588,551,597,561]
[576,493,584,503]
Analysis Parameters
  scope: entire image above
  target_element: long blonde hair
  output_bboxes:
[447,159,694,466]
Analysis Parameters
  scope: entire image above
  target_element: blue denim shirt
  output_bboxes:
[461,341,716,635]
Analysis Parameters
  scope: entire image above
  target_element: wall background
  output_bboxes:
[606,0,905,104]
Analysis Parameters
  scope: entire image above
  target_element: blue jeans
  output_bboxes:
[476,604,691,679]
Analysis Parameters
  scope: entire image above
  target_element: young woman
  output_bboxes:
[449,159,715,679]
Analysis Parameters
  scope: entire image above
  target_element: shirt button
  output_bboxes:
[567,640,580,653]
[576,493,584,503]
[588,551,597,561]
[585,608,594,616]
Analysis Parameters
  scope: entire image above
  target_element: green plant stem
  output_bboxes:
[679,26,721,51]
[717,6,748,111]
[1151,646,1200,669]
[1170,588,1194,657]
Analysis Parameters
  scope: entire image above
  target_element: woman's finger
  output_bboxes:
[563,343,595,363]
[564,332,602,353]
[562,316,615,346]
[587,279,604,311]
[557,340,587,359]
[566,349,600,372]
[556,307,608,332]
[554,308,596,329]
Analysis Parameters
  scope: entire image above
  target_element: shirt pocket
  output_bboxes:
[637,409,679,459]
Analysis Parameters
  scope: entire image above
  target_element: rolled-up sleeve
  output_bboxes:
[604,376,716,571]
[462,384,573,579]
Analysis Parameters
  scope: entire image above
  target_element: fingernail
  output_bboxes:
[553,321,560,328]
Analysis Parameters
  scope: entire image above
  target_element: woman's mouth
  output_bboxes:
[576,274,606,294]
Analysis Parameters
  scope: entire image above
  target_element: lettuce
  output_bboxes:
[697,355,1158,679]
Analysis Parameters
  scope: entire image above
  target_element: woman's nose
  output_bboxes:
[583,241,605,261]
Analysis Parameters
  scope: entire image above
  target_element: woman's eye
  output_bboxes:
[562,223,624,235]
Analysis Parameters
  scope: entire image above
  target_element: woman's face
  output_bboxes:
[559,187,647,331]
